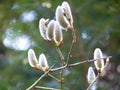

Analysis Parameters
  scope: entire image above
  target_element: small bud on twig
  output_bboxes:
[55,6,69,30]
[62,1,73,25]
[53,21,63,47]
[46,20,56,42]
[94,48,104,73]
[39,53,49,71]
[87,67,96,84]
[55,1,73,31]
[28,49,40,69]
[39,18,49,40]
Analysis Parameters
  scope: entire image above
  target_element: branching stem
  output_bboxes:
[56,47,65,90]
[48,73,60,82]
[51,56,112,72]
[26,54,111,90]
[26,64,55,90]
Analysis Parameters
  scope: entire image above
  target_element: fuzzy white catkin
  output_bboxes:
[39,53,49,71]
[53,21,63,46]
[46,20,55,41]
[55,6,69,30]
[39,18,48,40]
[87,67,96,84]
[62,1,73,25]
[28,49,38,67]
[94,48,104,72]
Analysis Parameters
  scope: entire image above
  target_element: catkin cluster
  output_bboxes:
[26,1,111,90]
[87,48,109,84]
[28,1,73,72]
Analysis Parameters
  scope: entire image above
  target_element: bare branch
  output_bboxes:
[51,56,112,72]
[56,47,65,65]
[35,86,60,90]
[69,56,112,67]
[66,27,76,65]
[26,64,55,90]
[48,73,60,82]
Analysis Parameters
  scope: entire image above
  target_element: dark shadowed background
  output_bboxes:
[0,0,120,90]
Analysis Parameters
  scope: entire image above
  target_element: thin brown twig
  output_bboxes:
[56,47,65,65]
[72,26,77,43]
[56,48,64,90]
[60,70,63,90]
[51,56,112,72]
[56,47,65,90]
[26,64,55,90]
[35,86,60,90]
[50,65,67,72]
[66,26,76,65]
[69,56,112,67]
[48,73,60,82]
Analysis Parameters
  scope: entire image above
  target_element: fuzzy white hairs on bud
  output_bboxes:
[94,48,104,73]
[55,1,73,31]
[46,20,56,41]
[28,49,39,68]
[62,1,73,25]
[39,53,49,71]
[39,18,49,40]
[53,21,63,47]
[56,6,69,30]
[87,67,96,84]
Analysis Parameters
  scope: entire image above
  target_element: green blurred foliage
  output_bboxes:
[0,0,120,90]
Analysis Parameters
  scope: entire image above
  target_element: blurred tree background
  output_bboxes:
[0,0,120,90]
